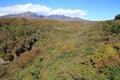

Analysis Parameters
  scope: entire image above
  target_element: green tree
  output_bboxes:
[115,14,120,20]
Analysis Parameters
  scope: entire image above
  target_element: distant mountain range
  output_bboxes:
[0,11,87,21]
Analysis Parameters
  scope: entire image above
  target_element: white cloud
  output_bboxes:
[50,8,86,18]
[0,3,87,18]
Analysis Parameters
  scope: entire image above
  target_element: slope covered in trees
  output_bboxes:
[0,17,120,80]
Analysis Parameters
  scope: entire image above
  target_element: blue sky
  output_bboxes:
[0,0,120,21]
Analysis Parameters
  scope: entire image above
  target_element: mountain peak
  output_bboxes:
[21,11,35,15]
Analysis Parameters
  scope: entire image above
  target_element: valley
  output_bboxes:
[0,14,120,80]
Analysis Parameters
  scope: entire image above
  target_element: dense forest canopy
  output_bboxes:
[0,16,120,80]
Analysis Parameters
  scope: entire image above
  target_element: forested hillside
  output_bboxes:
[0,17,120,80]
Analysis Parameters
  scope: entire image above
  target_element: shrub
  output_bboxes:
[102,66,120,80]
[0,67,7,78]
[85,47,93,55]
[18,48,41,67]
[110,23,120,34]
[2,53,14,61]
[114,42,120,51]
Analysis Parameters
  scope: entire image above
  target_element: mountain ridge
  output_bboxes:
[0,11,88,21]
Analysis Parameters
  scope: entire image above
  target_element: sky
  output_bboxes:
[0,0,120,21]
